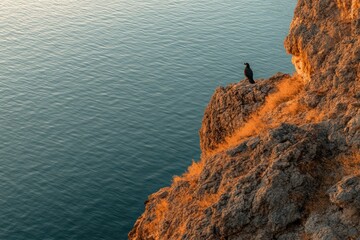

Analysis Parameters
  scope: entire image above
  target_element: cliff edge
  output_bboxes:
[129,0,359,239]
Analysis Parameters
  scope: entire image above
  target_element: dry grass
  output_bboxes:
[183,160,205,181]
[155,199,169,219]
[173,160,205,188]
[147,199,169,239]
[139,67,359,239]
[203,74,331,157]
[146,74,340,238]
[166,75,329,233]
[262,74,304,109]
[283,99,307,115]
[206,75,306,156]
[198,192,223,209]
[305,108,326,122]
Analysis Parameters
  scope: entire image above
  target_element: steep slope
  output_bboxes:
[129,0,359,239]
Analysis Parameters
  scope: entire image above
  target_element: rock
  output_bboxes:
[129,0,359,239]
[328,175,360,210]
[199,73,290,153]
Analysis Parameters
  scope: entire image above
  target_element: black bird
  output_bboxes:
[244,63,255,84]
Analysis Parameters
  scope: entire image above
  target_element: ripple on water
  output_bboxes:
[0,0,296,239]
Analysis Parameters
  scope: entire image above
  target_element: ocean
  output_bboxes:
[0,1,296,239]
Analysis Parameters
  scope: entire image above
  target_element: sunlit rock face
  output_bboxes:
[129,0,359,239]
[284,0,359,149]
[284,0,359,86]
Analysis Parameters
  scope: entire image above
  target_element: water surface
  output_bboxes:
[0,1,296,239]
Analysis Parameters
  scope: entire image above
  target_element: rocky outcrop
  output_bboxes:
[284,0,359,85]
[199,73,290,154]
[129,0,359,239]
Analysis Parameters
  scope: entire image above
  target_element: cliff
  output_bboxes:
[129,0,360,239]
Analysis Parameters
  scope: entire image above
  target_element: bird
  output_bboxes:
[244,63,255,84]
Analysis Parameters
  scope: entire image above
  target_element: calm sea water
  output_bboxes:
[0,1,296,239]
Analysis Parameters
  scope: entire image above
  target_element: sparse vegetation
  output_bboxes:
[206,74,307,156]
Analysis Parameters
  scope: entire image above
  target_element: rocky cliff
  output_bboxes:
[129,0,360,239]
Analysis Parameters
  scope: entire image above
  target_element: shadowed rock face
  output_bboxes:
[129,0,359,239]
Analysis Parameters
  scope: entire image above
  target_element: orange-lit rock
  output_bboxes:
[129,0,359,239]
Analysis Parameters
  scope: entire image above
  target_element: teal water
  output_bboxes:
[0,1,296,239]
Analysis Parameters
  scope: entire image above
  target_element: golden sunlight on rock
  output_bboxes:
[291,55,311,82]
[129,0,359,239]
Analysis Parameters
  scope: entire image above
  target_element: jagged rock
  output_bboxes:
[129,0,359,239]
[328,175,360,209]
[304,202,360,239]
[199,73,290,153]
